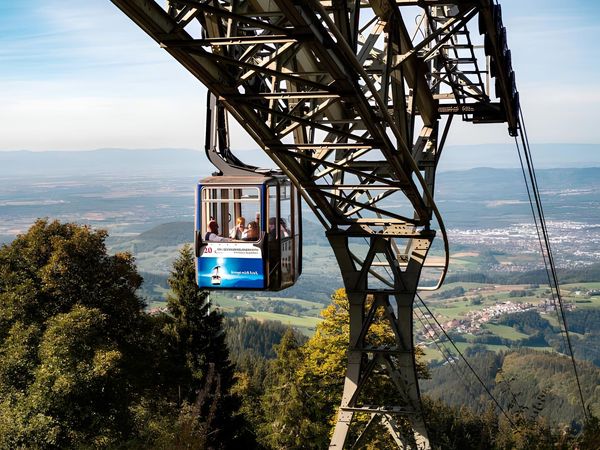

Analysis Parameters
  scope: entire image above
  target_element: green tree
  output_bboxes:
[258,328,325,449]
[0,221,260,448]
[257,288,430,448]
[25,306,124,447]
[0,219,146,447]
[423,399,498,450]
[163,244,247,448]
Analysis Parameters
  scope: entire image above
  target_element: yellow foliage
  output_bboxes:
[294,288,429,435]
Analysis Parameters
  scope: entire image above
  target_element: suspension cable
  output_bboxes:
[515,109,588,420]
[416,293,516,427]
[413,308,484,397]
[513,137,568,347]
[413,304,522,417]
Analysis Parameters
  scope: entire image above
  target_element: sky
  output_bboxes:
[1,0,599,152]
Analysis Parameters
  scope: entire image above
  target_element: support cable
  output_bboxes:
[414,304,523,417]
[416,293,516,428]
[417,300,524,416]
[513,137,568,345]
[515,109,588,420]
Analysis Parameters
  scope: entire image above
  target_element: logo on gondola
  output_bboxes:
[211,265,222,285]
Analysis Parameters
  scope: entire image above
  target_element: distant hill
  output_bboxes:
[435,166,600,227]
[446,261,600,285]
[1,144,600,179]
[437,166,600,199]
[438,143,600,171]
[137,221,193,246]
[108,221,193,253]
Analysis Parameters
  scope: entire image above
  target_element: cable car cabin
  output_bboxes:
[195,175,301,291]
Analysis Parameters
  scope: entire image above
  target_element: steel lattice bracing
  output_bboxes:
[112,0,519,447]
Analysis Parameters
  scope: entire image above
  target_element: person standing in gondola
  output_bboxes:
[230,216,246,240]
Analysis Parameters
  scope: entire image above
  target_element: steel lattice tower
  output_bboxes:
[112,0,519,447]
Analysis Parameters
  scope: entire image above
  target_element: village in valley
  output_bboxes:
[415,280,587,352]
[418,298,568,340]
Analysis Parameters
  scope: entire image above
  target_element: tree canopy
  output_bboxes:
[2,220,599,449]
[0,221,243,448]
[0,220,145,447]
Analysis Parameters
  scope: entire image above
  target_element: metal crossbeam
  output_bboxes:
[112,0,519,447]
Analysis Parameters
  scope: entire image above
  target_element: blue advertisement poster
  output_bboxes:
[197,242,265,289]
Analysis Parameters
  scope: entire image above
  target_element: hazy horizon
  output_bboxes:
[2,143,600,177]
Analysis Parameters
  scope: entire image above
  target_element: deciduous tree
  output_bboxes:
[0,219,146,447]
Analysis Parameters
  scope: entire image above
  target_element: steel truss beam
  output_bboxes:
[112,0,519,447]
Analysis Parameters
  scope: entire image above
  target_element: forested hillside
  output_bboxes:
[446,262,600,285]
[108,221,194,253]
[422,348,600,425]
[229,290,600,449]
[1,220,599,449]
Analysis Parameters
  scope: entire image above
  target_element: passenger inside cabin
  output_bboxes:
[242,221,259,241]
[205,219,231,242]
[230,216,246,240]
[268,217,290,239]
[279,218,290,238]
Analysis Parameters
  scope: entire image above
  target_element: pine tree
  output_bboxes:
[258,328,325,449]
[165,244,247,448]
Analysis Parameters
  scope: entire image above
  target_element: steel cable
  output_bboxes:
[514,108,588,420]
